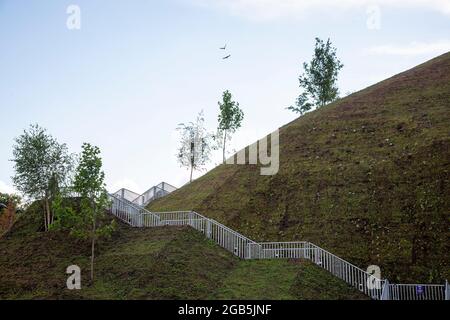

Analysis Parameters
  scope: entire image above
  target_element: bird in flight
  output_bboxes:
[222,54,231,59]
[220,44,227,50]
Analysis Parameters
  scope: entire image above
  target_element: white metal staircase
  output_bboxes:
[108,193,449,301]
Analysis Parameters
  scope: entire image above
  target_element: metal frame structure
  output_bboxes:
[112,182,177,207]
[109,194,449,300]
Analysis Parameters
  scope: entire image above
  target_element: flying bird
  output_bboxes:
[222,54,231,59]
[220,44,227,50]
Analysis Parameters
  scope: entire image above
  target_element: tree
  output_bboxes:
[217,90,244,163]
[52,143,115,282]
[177,111,214,183]
[11,124,74,231]
[288,38,344,115]
[70,143,115,282]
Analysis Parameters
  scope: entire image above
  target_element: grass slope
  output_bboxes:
[149,53,450,283]
[214,260,365,300]
[0,205,366,300]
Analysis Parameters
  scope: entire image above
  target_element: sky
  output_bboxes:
[0,0,449,195]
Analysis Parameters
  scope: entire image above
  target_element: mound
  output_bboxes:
[150,53,450,283]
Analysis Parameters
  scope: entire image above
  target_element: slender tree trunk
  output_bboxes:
[90,236,95,282]
[50,201,54,225]
[222,131,227,163]
[91,204,97,282]
[44,196,51,231]
[190,143,195,183]
[42,200,47,231]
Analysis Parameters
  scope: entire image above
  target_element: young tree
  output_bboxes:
[217,90,244,163]
[71,143,114,282]
[288,38,344,115]
[11,124,73,231]
[177,111,214,183]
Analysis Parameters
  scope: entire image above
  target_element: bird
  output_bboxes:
[220,44,227,50]
[222,54,231,59]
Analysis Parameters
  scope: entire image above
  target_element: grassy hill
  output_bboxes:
[0,202,366,299]
[149,53,450,284]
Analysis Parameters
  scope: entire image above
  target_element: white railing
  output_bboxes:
[150,210,257,259]
[384,283,446,300]
[307,242,385,300]
[111,188,141,203]
[248,242,309,259]
[446,280,450,300]
[113,182,177,207]
[108,195,448,300]
[109,194,160,227]
[206,217,257,260]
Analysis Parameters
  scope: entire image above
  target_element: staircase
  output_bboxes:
[112,182,177,207]
[109,193,449,301]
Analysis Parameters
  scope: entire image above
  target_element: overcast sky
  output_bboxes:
[1,0,449,195]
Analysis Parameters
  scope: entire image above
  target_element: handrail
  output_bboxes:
[108,195,448,300]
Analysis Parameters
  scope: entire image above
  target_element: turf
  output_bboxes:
[0,206,366,300]
[149,52,450,283]
[213,259,366,300]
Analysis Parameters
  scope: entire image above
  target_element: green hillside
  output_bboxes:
[149,53,450,283]
[0,202,366,299]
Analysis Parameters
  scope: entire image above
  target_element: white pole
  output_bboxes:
[445,280,449,300]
